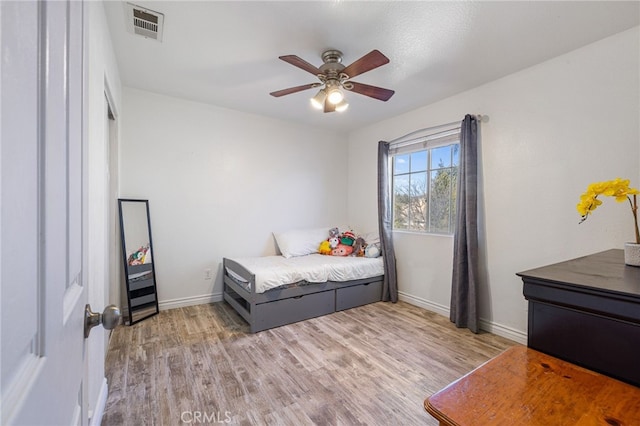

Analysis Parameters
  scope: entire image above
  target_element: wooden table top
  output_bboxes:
[424,346,640,426]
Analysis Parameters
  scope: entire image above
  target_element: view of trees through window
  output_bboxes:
[392,143,459,234]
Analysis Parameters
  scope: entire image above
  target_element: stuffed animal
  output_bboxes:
[329,227,340,238]
[332,244,353,256]
[365,243,381,258]
[318,240,332,255]
[352,237,366,257]
[328,236,340,249]
[340,230,356,246]
[128,245,149,265]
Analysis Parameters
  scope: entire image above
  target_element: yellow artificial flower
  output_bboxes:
[577,178,639,244]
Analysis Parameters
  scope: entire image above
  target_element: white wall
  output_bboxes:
[86,2,122,424]
[120,88,348,307]
[347,26,640,342]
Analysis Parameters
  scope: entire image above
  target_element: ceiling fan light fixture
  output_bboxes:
[326,87,344,105]
[335,99,349,112]
[310,89,326,109]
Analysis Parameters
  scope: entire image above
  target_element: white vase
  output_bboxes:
[624,242,640,267]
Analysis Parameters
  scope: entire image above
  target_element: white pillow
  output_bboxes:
[274,227,331,258]
[359,231,380,245]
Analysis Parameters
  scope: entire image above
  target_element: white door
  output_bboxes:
[1,1,107,424]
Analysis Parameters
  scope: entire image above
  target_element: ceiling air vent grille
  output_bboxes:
[125,3,164,42]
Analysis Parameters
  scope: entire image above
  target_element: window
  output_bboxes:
[392,137,459,234]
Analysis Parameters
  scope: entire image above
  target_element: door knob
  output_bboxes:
[84,304,121,338]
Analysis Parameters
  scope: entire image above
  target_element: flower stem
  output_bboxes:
[630,194,640,244]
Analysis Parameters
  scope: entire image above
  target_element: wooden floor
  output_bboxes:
[102,301,516,425]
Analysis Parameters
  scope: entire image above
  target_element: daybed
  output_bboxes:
[223,254,384,333]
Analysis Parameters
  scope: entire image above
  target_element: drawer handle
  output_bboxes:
[293,295,304,299]
[363,283,370,286]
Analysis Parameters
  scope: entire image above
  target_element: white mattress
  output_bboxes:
[226,254,384,294]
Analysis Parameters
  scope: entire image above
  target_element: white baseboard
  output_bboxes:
[398,291,527,345]
[398,291,450,317]
[120,293,223,320]
[89,377,108,426]
[158,292,223,311]
[478,318,527,345]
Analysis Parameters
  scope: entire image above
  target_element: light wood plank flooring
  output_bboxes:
[102,301,516,425]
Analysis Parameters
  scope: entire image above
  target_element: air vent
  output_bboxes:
[125,3,164,42]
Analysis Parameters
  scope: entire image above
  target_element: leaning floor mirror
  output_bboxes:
[118,199,159,325]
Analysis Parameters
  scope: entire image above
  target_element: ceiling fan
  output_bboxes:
[269,49,395,113]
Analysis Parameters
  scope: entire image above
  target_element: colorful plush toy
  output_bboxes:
[365,243,381,258]
[128,245,149,265]
[340,230,356,246]
[321,228,370,257]
[352,237,366,257]
[318,240,332,255]
[332,244,353,256]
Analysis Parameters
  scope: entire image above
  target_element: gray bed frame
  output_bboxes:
[223,257,384,333]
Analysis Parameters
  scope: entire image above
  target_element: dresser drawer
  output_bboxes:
[336,279,382,311]
[253,289,335,331]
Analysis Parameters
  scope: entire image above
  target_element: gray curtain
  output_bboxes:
[450,115,479,333]
[377,141,398,302]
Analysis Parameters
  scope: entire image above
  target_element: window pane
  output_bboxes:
[393,174,410,229]
[431,145,452,169]
[394,154,410,175]
[410,172,427,198]
[452,144,460,166]
[429,168,453,233]
[409,172,427,230]
[391,140,459,234]
[410,151,427,172]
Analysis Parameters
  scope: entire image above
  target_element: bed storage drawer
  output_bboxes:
[336,279,383,311]
[253,289,335,332]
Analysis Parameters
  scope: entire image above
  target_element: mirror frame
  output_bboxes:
[118,198,159,325]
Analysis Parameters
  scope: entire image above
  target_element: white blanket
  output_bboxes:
[226,254,384,294]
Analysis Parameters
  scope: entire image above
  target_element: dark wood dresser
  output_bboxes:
[517,249,640,387]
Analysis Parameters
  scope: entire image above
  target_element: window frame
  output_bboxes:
[390,130,460,235]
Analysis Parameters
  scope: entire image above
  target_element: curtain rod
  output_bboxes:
[389,114,487,145]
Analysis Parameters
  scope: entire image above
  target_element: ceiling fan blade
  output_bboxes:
[279,55,322,76]
[270,83,320,97]
[346,81,395,101]
[342,50,390,79]
[324,99,336,113]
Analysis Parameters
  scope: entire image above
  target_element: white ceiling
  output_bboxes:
[104,1,639,133]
